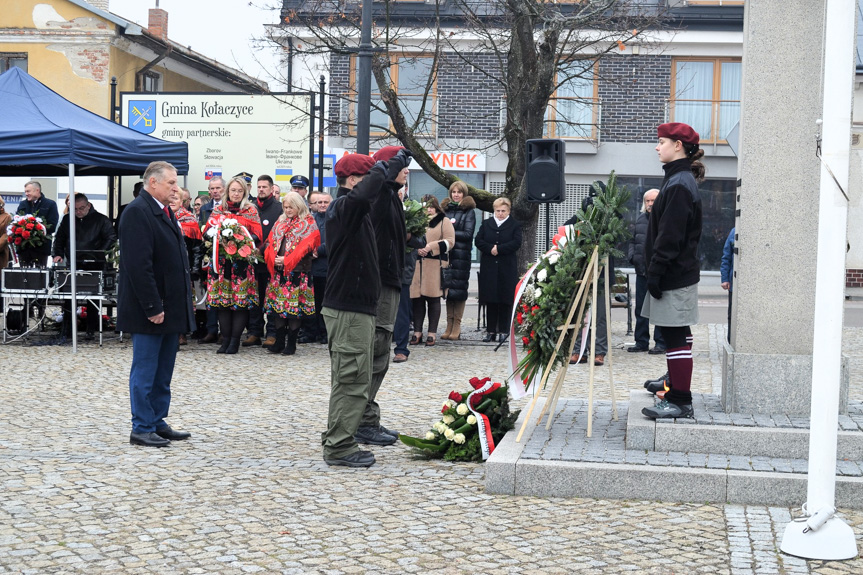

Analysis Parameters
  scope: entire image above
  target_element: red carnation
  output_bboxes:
[21,230,31,239]
[441,404,449,414]
[516,312,524,324]
[14,237,21,245]
[530,330,535,338]
[25,223,34,230]
[522,336,529,345]
[448,391,462,402]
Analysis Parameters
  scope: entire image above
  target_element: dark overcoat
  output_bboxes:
[474,216,523,305]
[441,196,476,301]
[117,190,195,334]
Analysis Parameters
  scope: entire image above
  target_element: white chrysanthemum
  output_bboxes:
[442,414,455,424]
[456,403,469,416]
[537,268,548,282]
[548,252,560,265]
[444,428,455,440]
[453,433,466,444]
[534,288,542,299]
[221,229,233,237]
[466,415,477,425]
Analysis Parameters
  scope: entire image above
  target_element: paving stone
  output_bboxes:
[1,320,862,573]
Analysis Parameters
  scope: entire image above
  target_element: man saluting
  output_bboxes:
[118,161,195,447]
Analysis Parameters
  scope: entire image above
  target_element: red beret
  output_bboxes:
[372,146,405,162]
[657,122,699,146]
[334,154,376,177]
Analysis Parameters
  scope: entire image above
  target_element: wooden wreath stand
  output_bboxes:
[515,247,618,440]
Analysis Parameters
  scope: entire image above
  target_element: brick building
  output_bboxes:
[279,1,745,268]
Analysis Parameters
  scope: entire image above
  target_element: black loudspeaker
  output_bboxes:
[526,139,566,203]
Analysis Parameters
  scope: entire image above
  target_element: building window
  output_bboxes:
[685,1,745,5]
[142,71,161,93]
[546,62,599,140]
[0,53,28,74]
[350,54,437,136]
[670,58,741,144]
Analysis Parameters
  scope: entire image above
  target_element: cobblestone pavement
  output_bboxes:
[1,318,862,573]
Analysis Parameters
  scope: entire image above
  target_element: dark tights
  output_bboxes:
[412,296,441,335]
[217,308,250,340]
[272,315,301,331]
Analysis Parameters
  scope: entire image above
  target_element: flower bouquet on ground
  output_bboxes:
[511,172,631,393]
[403,198,430,252]
[399,377,521,462]
[203,217,260,271]
[7,214,49,252]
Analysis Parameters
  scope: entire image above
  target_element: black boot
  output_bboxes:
[283,328,299,355]
[268,327,286,354]
[216,338,230,354]
[225,337,241,355]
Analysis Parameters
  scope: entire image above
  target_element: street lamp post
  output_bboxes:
[355,0,373,155]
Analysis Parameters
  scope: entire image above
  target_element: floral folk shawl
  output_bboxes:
[264,214,320,277]
[174,207,202,240]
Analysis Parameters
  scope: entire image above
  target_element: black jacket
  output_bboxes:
[370,181,407,291]
[475,216,523,304]
[628,211,649,277]
[116,191,195,334]
[322,163,388,315]
[311,210,328,278]
[646,158,702,291]
[52,205,117,263]
[253,194,284,271]
[17,195,59,256]
[441,196,476,301]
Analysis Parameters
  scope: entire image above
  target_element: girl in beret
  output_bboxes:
[640,122,704,420]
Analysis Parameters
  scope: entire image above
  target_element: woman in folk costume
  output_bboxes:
[169,191,203,346]
[264,192,320,355]
[203,176,263,354]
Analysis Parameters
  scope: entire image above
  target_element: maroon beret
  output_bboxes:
[657,122,699,146]
[372,146,405,163]
[334,154,376,177]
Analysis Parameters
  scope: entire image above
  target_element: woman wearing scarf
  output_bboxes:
[203,176,263,354]
[475,197,522,343]
[263,192,320,355]
[169,192,203,346]
[410,195,455,347]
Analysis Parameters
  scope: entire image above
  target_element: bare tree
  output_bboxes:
[277,0,667,267]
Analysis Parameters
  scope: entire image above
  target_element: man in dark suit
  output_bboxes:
[198,176,225,227]
[118,161,195,447]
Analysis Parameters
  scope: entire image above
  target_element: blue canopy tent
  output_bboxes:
[0,67,188,175]
[0,67,189,351]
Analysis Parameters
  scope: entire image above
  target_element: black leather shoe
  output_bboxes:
[324,450,376,468]
[298,334,316,344]
[318,335,328,345]
[155,425,191,441]
[648,346,667,355]
[130,431,170,447]
[627,345,648,353]
[355,426,397,446]
[482,333,496,343]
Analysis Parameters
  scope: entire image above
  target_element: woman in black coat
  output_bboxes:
[474,197,522,342]
[440,181,476,341]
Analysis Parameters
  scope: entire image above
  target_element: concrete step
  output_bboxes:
[627,391,863,461]
[486,397,863,508]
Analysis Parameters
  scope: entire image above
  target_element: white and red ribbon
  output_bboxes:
[466,380,502,460]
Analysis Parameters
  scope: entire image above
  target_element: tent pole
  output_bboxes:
[69,164,77,354]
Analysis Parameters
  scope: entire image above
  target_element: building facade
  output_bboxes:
[279,0,746,269]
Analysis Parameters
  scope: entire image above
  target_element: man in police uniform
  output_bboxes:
[290,175,310,202]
